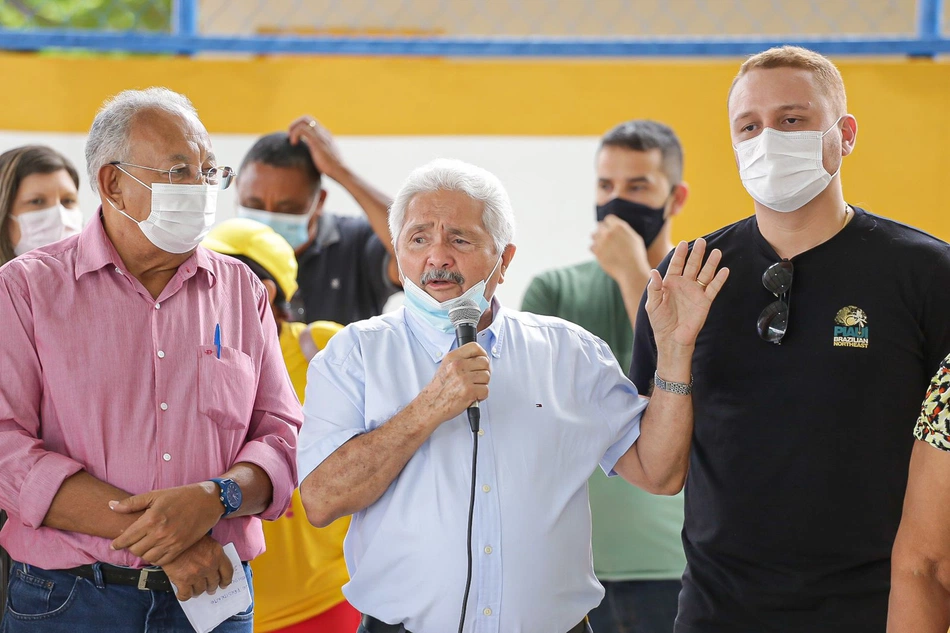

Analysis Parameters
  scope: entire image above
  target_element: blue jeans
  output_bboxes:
[588,579,681,633]
[0,561,254,633]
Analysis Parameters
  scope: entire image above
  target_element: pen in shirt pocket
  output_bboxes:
[214,323,221,359]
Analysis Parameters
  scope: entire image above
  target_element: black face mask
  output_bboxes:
[595,197,668,248]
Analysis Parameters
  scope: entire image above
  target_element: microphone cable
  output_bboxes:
[448,301,484,633]
[456,424,478,633]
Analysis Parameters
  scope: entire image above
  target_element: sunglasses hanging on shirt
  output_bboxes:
[757,260,794,344]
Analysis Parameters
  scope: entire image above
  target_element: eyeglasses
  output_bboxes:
[110,161,236,190]
[757,260,793,345]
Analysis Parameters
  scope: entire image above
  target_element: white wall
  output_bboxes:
[0,132,602,309]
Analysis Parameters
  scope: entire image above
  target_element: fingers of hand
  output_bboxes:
[110,515,152,551]
[704,267,731,298]
[447,358,491,388]
[644,270,664,310]
[109,493,148,514]
[219,554,234,588]
[454,342,488,359]
[680,238,707,280]
[695,247,723,289]
[142,545,172,567]
[445,360,491,404]
[666,241,690,277]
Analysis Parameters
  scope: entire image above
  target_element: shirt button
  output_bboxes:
[114,267,121,274]
[483,608,492,616]
[482,484,491,493]
[160,402,168,411]
[154,303,161,310]
[484,545,493,554]
[157,350,165,358]
[492,347,500,356]
[162,453,171,462]
[477,429,484,436]
[436,351,443,358]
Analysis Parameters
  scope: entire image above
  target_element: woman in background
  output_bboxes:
[0,145,82,266]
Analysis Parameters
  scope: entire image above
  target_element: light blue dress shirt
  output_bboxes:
[298,301,647,633]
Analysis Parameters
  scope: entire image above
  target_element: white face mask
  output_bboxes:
[13,204,83,256]
[735,117,843,213]
[109,176,217,254]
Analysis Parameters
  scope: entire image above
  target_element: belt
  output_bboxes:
[360,614,588,633]
[63,564,173,592]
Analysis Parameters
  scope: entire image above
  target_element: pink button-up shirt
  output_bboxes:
[0,214,301,569]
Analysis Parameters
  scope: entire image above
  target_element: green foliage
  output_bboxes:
[0,0,172,32]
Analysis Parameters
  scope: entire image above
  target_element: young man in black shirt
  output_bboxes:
[630,45,950,633]
[236,117,400,325]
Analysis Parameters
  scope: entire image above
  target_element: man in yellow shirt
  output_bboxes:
[203,218,357,633]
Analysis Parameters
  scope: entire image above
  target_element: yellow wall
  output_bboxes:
[1,52,948,242]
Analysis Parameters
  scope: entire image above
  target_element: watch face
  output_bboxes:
[224,483,242,508]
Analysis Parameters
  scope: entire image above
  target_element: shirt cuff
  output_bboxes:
[600,418,643,477]
[234,439,297,521]
[19,451,85,529]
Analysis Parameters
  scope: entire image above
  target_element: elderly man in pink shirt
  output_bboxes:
[0,88,301,632]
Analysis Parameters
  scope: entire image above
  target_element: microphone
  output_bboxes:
[449,301,483,433]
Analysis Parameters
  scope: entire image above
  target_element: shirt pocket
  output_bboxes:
[197,345,257,431]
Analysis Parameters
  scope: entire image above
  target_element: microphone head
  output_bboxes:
[448,301,482,327]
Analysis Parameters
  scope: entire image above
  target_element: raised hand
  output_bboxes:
[288,116,346,182]
[646,238,729,352]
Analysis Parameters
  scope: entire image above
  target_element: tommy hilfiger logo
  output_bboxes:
[833,306,869,348]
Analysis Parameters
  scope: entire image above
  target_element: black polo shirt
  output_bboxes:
[630,207,950,633]
[290,213,398,325]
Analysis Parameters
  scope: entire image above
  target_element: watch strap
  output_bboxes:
[208,477,239,516]
[653,370,693,395]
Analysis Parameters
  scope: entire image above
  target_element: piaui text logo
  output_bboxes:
[833,306,869,348]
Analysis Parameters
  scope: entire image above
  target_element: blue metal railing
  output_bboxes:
[0,0,946,57]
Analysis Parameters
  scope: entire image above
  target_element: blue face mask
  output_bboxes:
[236,206,311,249]
[401,257,502,333]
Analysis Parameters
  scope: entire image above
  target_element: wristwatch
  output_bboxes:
[208,478,243,517]
[653,371,693,395]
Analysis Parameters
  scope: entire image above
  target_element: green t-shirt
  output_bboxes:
[522,260,686,581]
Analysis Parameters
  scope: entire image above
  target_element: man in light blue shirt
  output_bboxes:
[297,158,729,633]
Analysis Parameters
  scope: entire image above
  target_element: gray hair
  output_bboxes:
[389,158,516,255]
[85,87,199,197]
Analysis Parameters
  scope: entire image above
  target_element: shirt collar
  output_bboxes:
[75,210,124,280]
[310,213,341,252]
[75,208,215,287]
[190,246,217,288]
[298,213,342,261]
[403,296,507,364]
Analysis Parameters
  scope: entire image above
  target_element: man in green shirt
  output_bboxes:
[522,120,688,633]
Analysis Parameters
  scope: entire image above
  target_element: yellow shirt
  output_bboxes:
[252,320,350,632]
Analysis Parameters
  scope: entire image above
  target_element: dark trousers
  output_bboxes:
[587,579,681,633]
